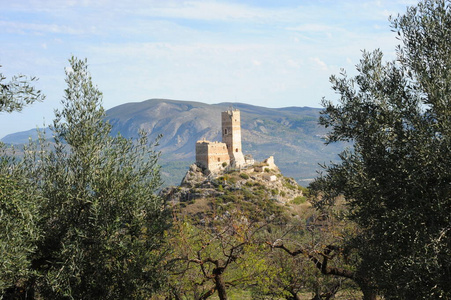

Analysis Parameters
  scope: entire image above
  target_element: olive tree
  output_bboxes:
[0,154,42,297]
[165,208,276,300]
[0,65,44,297]
[0,65,45,112]
[310,0,451,298]
[18,57,169,299]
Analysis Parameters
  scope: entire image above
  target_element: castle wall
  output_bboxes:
[195,140,230,173]
[221,110,245,167]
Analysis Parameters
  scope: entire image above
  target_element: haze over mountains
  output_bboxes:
[2,99,346,186]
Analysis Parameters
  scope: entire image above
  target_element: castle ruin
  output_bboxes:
[195,109,249,173]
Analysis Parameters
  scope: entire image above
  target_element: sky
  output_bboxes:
[0,0,416,139]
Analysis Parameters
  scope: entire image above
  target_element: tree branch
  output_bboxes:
[269,241,355,280]
[198,285,217,300]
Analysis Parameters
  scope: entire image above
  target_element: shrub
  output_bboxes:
[283,177,298,190]
[298,185,309,195]
[240,173,250,180]
[292,196,307,205]
[245,181,254,187]
[220,193,239,203]
[242,188,256,201]
[228,176,237,184]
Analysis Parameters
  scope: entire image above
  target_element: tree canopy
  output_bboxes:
[311,0,451,298]
[0,64,45,297]
[1,57,169,299]
[0,66,45,113]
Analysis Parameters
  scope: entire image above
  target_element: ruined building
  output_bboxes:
[196,109,249,173]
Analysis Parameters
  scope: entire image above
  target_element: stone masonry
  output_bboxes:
[221,109,245,167]
[195,140,229,173]
[195,109,246,173]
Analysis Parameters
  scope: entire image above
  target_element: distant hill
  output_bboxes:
[1,99,346,187]
[1,128,52,144]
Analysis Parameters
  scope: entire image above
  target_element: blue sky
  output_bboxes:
[1,0,415,138]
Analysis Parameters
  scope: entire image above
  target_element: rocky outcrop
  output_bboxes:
[160,159,305,206]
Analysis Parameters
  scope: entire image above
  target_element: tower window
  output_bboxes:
[236,148,239,152]
[218,158,220,162]
[224,129,228,135]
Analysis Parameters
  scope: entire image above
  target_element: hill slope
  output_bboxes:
[2,99,346,186]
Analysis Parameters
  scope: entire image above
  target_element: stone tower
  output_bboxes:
[222,109,245,167]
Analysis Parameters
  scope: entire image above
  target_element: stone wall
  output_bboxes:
[195,140,230,173]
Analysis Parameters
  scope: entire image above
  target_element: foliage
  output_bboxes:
[3,57,170,299]
[283,177,299,191]
[311,0,451,298]
[162,169,302,299]
[263,205,361,300]
[0,152,41,295]
[0,65,45,113]
[0,63,44,296]
[164,210,278,300]
[291,196,306,205]
[239,173,249,180]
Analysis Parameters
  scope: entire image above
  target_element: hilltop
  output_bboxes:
[160,160,310,222]
[1,99,346,186]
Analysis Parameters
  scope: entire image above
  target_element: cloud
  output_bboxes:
[0,20,86,35]
[0,0,414,139]
[287,59,303,69]
[5,0,281,23]
[252,60,262,66]
[311,57,328,71]
[287,24,337,33]
[142,1,268,22]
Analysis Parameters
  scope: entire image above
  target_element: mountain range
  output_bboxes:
[1,99,347,187]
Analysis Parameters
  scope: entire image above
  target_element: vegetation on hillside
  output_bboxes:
[158,165,363,300]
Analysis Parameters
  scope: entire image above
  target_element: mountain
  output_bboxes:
[1,128,52,144]
[1,99,346,187]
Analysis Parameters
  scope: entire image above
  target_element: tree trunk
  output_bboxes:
[359,281,377,300]
[214,273,228,300]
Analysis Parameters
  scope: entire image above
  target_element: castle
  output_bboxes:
[196,109,253,173]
